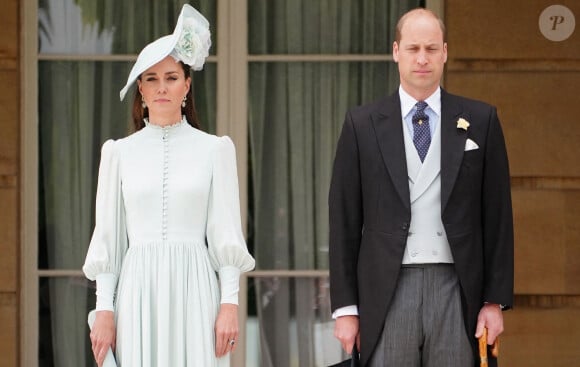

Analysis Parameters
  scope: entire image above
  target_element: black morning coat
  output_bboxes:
[329,89,514,367]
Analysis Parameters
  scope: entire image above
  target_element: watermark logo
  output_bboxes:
[539,5,576,42]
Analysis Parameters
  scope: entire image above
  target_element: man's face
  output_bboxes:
[393,13,447,99]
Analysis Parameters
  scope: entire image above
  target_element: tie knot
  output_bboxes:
[415,101,428,113]
[412,101,429,126]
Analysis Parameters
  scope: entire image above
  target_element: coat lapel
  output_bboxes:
[371,93,411,212]
[440,90,468,212]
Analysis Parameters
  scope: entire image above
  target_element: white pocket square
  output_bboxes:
[464,138,479,151]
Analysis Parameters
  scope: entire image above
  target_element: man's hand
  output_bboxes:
[334,315,360,354]
[475,303,504,345]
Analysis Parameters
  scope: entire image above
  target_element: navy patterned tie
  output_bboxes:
[412,101,431,162]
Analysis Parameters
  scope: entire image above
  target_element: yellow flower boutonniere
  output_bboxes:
[457,117,470,131]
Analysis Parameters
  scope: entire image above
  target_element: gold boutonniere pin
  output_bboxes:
[457,117,470,131]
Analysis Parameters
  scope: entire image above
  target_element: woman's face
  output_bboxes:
[138,56,191,121]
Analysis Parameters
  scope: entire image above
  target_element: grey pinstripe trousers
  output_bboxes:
[368,264,473,367]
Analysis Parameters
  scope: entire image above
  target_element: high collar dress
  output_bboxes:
[83,118,255,366]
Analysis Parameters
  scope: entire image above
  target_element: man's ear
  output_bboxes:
[393,41,399,63]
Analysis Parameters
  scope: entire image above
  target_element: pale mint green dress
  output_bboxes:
[83,119,255,366]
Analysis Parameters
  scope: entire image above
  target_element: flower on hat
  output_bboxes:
[457,117,470,131]
[172,18,211,70]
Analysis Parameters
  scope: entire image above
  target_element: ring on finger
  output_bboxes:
[229,339,235,346]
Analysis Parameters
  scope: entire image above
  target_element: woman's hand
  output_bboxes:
[215,303,239,357]
[90,310,116,367]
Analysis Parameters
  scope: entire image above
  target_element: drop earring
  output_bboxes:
[182,96,187,108]
[141,96,147,109]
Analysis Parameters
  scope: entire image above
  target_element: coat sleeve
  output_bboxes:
[206,136,255,304]
[482,107,514,309]
[329,111,363,312]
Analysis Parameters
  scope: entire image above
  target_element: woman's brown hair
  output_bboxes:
[131,62,200,131]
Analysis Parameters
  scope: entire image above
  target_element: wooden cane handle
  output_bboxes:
[479,327,500,367]
[491,334,500,358]
[479,328,488,367]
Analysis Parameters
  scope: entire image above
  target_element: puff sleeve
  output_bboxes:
[82,140,129,309]
[206,136,255,304]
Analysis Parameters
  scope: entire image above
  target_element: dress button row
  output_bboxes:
[162,132,169,241]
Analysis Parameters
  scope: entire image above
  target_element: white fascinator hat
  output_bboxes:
[119,4,211,101]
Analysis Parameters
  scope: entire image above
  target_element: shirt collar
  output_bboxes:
[398,86,441,119]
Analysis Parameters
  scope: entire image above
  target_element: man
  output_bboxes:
[329,8,513,367]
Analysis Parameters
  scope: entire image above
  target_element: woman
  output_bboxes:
[83,5,255,366]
